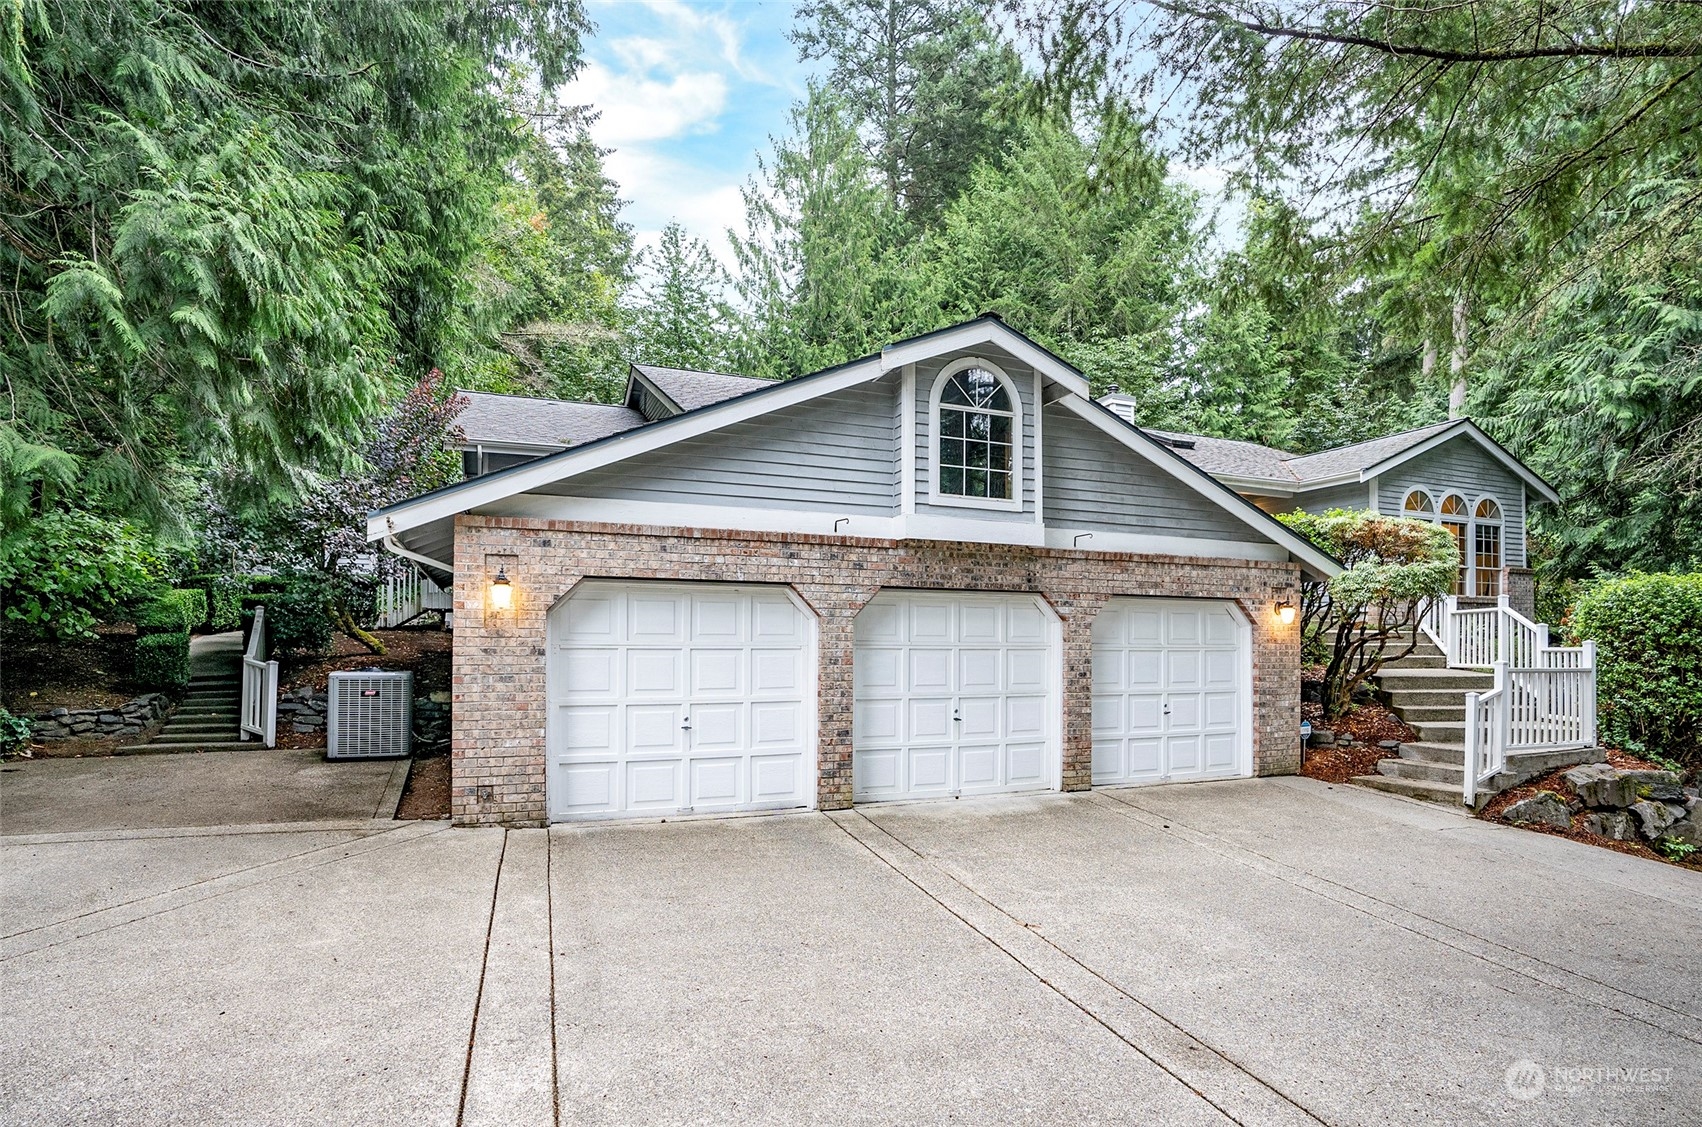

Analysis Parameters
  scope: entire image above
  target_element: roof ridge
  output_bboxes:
[1282,418,1460,465]
[456,388,638,410]
[633,363,772,382]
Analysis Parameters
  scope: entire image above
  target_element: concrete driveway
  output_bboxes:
[2,777,1697,1126]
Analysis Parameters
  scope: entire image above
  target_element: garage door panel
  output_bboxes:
[628,650,682,695]
[750,754,804,802]
[548,582,814,821]
[627,760,682,808]
[910,748,951,790]
[1093,599,1247,786]
[557,649,616,697]
[690,758,741,805]
[562,707,615,750]
[853,591,1059,802]
[629,595,685,642]
[558,763,618,813]
[751,702,801,747]
[959,746,999,787]
[628,706,685,751]
[1006,696,1045,739]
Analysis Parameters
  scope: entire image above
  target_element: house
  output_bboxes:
[1099,393,1559,615]
[371,315,1547,828]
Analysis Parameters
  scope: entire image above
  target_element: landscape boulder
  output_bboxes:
[1501,792,1572,830]
[1562,765,1685,809]
[1582,810,1637,841]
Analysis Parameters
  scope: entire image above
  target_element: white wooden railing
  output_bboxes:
[1428,596,1599,806]
[240,605,279,747]
[375,564,454,628]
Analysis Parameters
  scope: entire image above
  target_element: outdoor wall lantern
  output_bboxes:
[1276,601,1297,626]
[490,567,513,613]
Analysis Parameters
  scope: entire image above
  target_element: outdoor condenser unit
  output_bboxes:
[327,670,414,760]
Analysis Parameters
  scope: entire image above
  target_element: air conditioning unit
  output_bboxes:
[327,670,414,760]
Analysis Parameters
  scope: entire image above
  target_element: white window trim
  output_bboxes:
[1472,494,1504,597]
[1402,488,1437,519]
[926,357,1024,512]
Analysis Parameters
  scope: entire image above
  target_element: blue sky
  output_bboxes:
[564,1,814,265]
[563,1,1241,267]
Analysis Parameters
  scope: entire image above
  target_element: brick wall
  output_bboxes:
[451,515,1303,826]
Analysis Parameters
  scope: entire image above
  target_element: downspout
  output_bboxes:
[382,534,454,578]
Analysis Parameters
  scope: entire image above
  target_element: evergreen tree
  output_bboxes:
[629,223,733,374]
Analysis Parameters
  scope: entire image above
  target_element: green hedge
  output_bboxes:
[134,595,190,636]
[1572,572,1702,772]
[167,588,208,631]
[241,583,331,656]
[134,631,191,690]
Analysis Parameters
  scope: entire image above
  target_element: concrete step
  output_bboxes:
[171,709,240,721]
[1382,653,1449,669]
[1387,703,1467,724]
[1412,720,1467,742]
[1381,687,1474,708]
[150,734,243,746]
[1349,774,1469,807]
[1377,757,1465,784]
[116,740,255,753]
[156,727,243,740]
[1399,741,1467,764]
[1377,668,1497,691]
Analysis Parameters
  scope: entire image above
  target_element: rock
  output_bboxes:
[430,690,451,704]
[1583,810,1638,841]
[1311,729,1335,747]
[1563,765,1683,809]
[1629,800,1683,840]
[1502,792,1572,829]
[97,712,122,724]
[1638,780,1689,804]
[1378,740,1401,750]
[50,707,69,718]
[1663,806,1702,849]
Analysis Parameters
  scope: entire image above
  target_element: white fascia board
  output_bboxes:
[451,440,563,456]
[881,323,1091,398]
[382,534,454,575]
[1055,397,1342,577]
[367,356,887,541]
[1358,421,1562,504]
[1213,474,1298,497]
[463,493,1291,562]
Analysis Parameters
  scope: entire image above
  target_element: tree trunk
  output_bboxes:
[333,601,386,655]
[1448,298,1469,418]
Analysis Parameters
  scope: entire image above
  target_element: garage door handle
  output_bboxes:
[953,709,962,723]
[681,717,692,731]
[1162,703,1171,716]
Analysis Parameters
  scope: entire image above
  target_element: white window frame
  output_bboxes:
[1472,496,1503,597]
[1402,489,1437,520]
[926,357,1023,512]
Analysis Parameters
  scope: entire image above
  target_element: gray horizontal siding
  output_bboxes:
[1376,438,1527,566]
[914,347,1036,522]
[1287,481,1373,515]
[1042,405,1265,543]
[538,377,899,514]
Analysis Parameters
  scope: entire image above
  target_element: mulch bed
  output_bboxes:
[1480,748,1702,870]
[1298,696,1418,784]
[396,754,451,820]
[279,627,452,695]
[2,623,144,713]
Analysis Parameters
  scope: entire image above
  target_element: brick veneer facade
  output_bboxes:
[451,514,1303,827]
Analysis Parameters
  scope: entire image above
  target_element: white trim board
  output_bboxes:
[880,320,1091,399]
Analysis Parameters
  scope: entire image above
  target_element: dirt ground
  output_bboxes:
[2,624,144,713]
[396,754,451,820]
[280,627,451,695]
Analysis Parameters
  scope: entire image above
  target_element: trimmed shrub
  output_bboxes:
[241,581,332,656]
[1572,572,1702,772]
[209,576,248,631]
[134,631,191,690]
[134,595,191,636]
[0,511,162,639]
[165,588,208,632]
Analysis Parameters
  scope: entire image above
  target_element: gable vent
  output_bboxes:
[327,670,414,760]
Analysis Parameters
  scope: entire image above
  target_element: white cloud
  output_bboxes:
[567,61,727,145]
[605,147,748,266]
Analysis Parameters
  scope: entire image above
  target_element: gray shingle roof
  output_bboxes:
[633,364,776,411]
[1147,419,1465,486]
[454,391,647,451]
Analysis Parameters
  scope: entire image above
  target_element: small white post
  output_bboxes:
[1444,595,1459,665]
[1463,691,1481,807]
[1582,639,1598,747]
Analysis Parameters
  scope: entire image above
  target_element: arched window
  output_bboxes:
[1440,494,1470,595]
[932,362,1018,505]
[1473,498,1503,597]
[1403,491,1435,520]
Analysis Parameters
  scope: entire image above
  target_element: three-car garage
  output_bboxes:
[546,580,1252,822]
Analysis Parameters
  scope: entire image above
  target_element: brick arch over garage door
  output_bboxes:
[449,515,1301,827]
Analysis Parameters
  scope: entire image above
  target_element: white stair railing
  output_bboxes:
[375,564,454,628]
[240,605,279,747]
[1447,598,1597,806]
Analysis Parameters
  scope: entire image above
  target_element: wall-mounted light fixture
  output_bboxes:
[490,566,513,613]
[1276,600,1296,626]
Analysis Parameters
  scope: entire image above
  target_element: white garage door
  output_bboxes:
[547,581,815,820]
[853,591,1058,802]
[1092,599,1248,786]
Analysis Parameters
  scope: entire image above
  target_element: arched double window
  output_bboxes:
[931,361,1020,506]
[1403,490,1435,519]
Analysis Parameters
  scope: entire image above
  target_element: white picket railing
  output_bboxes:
[240,605,279,747]
[1446,596,1598,806]
[375,565,454,628]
